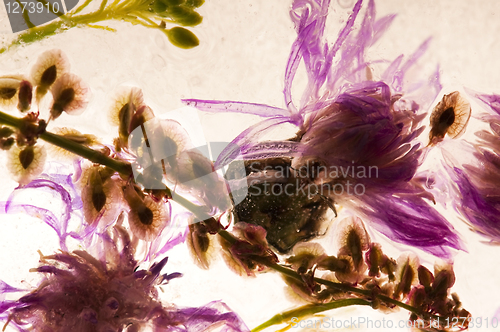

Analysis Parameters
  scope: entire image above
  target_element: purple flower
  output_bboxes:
[1,165,248,332]
[445,92,500,242]
[183,0,460,256]
[0,226,248,332]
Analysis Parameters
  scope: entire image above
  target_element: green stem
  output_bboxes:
[0,110,208,220]
[251,299,371,332]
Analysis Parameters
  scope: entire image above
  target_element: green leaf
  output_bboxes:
[166,27,199,49]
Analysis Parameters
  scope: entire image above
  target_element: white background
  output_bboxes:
[1,0,500,331]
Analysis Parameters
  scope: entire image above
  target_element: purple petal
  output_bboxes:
[360,194,462,257]
[182,100,291,118]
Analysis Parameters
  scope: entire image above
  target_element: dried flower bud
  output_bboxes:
[124,184,169,241]
[7,144,46,185]
[17,80,33,112]
[219,223,278,276]
[31,49,70,100]
[429,91,471,145]
[0,137,15,150]
[49,73,89,120]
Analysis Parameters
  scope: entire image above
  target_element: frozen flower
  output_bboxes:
[183,0,459,256]
[48,127,99,159]
[49,73,90,120]
[445,92,500,242]
[0,226,248,332]
[0,166,248,332]
[30,49,70,101]
[17,80,33,113]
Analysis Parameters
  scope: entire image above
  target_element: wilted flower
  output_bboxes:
[0,166,249,332]
[183,0,460,256]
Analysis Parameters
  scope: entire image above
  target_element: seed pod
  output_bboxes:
[7,144,47,185]
[31,49,70,101]
[50,73,89,120]
[0,77,22,109]
[17,80,33,112]
[429,91,471,145]
[81,166,123,227]
[124,184,169,241]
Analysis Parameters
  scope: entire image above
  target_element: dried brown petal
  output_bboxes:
[336,216,370,271]
[81,166,123,227]
[48,127,98,160]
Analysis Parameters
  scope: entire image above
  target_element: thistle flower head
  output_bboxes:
[182,0,460,256]
[1,225,247,332]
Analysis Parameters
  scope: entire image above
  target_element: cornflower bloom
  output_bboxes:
[183,0,461,257]
[445,92,500,242]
